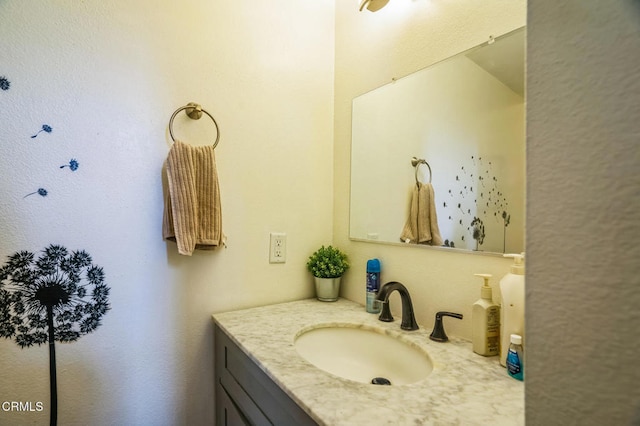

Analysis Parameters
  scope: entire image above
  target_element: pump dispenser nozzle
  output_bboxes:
[474,273,493,300]
[504,253,525,275]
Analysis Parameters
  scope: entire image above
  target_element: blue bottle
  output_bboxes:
[506,334,524,381]
[366,259,381,313]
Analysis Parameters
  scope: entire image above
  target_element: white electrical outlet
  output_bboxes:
[269,232,286,263]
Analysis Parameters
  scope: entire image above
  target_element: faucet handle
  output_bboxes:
[429,311,463,342]
[378,300,395,322]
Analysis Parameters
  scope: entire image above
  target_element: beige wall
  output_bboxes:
[0,1,334,424]
[334,0,526,341]
[526,1,640,424]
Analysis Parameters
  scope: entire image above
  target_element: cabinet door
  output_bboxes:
[214,324,317,426]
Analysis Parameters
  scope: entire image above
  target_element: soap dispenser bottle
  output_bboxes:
[499,253,525,366]
[472,273,500,356]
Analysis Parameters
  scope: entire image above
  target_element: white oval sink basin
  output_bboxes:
[294,324,433,385]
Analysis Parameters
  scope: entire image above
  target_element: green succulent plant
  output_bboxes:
[306,245,349,278]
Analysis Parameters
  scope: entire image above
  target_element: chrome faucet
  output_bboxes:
[375,281,419,331]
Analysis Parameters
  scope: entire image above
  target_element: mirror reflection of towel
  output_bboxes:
[400,182,443,246]
[163,140,224,255]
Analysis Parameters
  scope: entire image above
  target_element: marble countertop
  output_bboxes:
[212,298,524,425]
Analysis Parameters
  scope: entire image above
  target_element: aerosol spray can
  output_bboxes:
[366,259,381,313]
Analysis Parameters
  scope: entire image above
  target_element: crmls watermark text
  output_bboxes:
[1,401,44,412]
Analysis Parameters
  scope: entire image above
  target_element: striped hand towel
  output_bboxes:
[163,140,224,255]
[400,182,443,246]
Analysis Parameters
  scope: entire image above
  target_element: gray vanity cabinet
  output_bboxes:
[214,323,317,425]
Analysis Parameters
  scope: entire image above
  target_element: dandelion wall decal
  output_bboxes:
[31,124,53,138]
[23,188,48,198]
[0,245,111,426]
[60,159,79,171]
[502,211,511,253]
[0,76,10,91]
[471,217,486,250]
[443,156,514,252]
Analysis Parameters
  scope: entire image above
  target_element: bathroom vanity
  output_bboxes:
[214,322,316,424]
[213,298,523,425]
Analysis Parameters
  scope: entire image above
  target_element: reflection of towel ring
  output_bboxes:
[411,157,432,185]
[169,102,221,149]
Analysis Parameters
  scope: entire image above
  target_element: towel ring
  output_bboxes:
[169,102,220,149]
[411,157,432,185]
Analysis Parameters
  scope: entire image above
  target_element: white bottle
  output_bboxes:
[472,273,500,356]
[499,253,525,366]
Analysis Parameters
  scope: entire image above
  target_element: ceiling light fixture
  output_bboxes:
[359,0,390,12]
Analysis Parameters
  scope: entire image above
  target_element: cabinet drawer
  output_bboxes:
[218,382,251,426]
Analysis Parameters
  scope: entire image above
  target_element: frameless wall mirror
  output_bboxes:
[350,27,525,255]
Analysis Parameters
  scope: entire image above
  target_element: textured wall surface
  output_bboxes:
[0,1,334,424]
[334,0,526,341]
[526,1,640,424]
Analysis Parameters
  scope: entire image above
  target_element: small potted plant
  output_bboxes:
[306,245,350,302]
